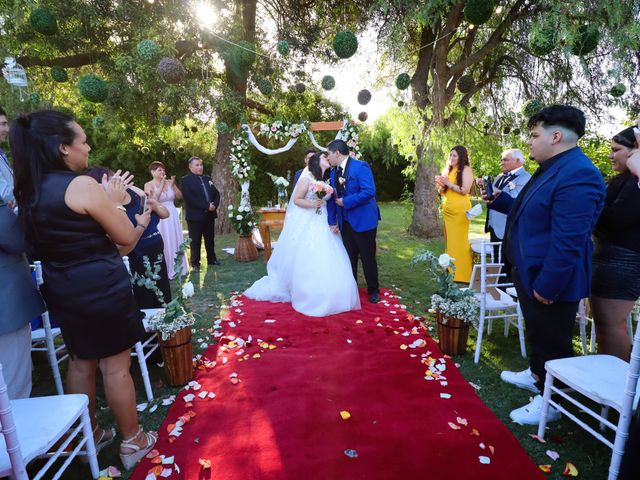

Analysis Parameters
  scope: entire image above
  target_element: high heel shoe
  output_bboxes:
[94,425,117,453]
[119,426,158,470]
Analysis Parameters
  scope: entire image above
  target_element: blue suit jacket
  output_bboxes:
[327,157,380,232]
[490,147,605,302]
[292,168,304,190]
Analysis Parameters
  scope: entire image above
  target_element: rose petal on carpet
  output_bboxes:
[131,289,544,480]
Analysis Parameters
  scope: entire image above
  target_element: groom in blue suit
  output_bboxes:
[326,139,381,303]
[488,105,606,425]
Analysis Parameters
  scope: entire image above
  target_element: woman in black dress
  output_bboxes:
[590,126,640,360]
[11,110,157,469]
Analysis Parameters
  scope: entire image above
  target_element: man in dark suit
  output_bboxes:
[292,149,316,190]
[326,139,381,303]
[487,105,606,425]
[181,156,220,271]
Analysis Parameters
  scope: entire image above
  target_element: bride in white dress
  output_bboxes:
[244,153,361,316]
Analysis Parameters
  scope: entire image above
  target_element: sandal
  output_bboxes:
[119,426,158,470]
[93,425,117,453]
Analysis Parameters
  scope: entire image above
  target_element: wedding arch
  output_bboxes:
[228,119,361,208]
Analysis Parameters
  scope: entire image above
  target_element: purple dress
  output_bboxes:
[154,185,189,279]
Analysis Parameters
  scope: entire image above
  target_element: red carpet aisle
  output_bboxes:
[132,289,543,480]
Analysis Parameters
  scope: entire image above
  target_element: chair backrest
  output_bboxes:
[0,364,28,480]
[470,240,513,301]
[469,264,503,300]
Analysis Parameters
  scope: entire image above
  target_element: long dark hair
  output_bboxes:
[444,145,470,193]
[10,110,76,223]
[308,153,330,181]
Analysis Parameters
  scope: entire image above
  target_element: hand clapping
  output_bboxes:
[104,169,134,204]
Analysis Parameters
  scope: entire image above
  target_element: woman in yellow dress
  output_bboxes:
[435,146,474,283]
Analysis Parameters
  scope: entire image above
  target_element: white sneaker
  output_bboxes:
[510,395,561,425]
[500,367,540,393]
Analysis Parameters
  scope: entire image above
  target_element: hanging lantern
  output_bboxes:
[183,126,190,138]
[2,57,28,88]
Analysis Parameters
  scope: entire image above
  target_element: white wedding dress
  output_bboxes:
[244,170,361,316]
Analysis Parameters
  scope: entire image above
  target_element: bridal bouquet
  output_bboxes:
[311,180,334,214]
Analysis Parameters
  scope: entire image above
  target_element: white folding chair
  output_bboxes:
[122,257,161,402]
[0,363,99,480]
[537,321,640,480]
[627,299,640,346]
[30,261,68,396]
[471,240,526,364]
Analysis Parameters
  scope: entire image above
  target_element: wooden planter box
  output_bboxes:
[159,326,193,387]
[436,312,470,356]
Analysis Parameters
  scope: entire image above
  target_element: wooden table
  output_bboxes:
[256,208,286,262]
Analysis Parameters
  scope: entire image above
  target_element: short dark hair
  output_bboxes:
[612,126,636,149]
[326,139,349,155]
[85,165,114,183]
[527,105,586,139]
[0,106,6,118]
[148,160,166,173]
[188,156,202,164]
[304,148,317,157]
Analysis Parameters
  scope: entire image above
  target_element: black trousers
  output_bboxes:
[619,407,640,479]
[512,267,579,392]
[341,221,379,293]
[187,218,216,267]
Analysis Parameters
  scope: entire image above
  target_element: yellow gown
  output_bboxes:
[441,168,472,283]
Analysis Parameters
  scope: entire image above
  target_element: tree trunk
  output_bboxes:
[409,145,443,239]
[212,132,237,234]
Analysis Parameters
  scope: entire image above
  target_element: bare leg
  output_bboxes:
[98,350,143,444]
[590,295,634,361]
[66,357,98,429]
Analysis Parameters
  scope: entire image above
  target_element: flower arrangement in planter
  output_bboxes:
[413,251,479,355]
[228,203,256,236]
[266,172,290,207]
[134,239,196,385]
[134,239,196,341]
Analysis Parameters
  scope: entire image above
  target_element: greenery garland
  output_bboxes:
[340,122,362,159]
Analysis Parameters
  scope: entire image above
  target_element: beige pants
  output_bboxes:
[0,323,32,399]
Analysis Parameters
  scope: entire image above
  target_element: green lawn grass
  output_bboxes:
[30,202,610,479]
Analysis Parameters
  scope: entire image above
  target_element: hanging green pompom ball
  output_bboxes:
[396,73,411,90]
[92,116,105,128]
[397,100,405,107]
[610,83,626,98]
[137,39,161,61]
[358,112,368,122]
[528,28,557,56]
[469,106,478,114]
[191,126,198,133]
[217,122,229,134]
[502,125,511,135]
[294,82,306,93]
[277,40,290,56]
[457,75,475,94]
[570,25,599,56]
[512,128,521,136]
[321,75,335,90]
[332,31,358,59]
[522,99,544,118]
[231,40,256,71]
[50,66,68,83]
[157,58,186,84]
[357,89,372,105]
[30,8,58,36]
[28,92,41,104]
[160,114,173,126]
[256,78,273,95]
[464,0,494,26]
[78,74,109,103]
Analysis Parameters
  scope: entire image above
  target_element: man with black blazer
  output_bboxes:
[487,105,606,425]
[181,156,220,271]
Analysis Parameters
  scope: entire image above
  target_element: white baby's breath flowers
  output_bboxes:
[182,281,194,298]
